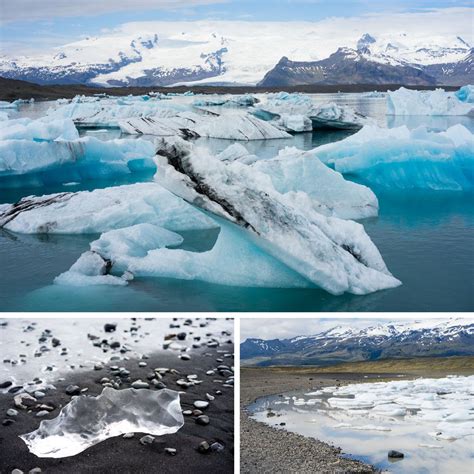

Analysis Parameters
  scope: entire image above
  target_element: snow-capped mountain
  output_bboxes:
[0,20,471,87]
[240,319,474,365]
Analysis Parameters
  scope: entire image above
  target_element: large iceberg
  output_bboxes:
[313,124,474,191]
[21,388,184,458]
[0,183,217,233]
[119,111,289,140]
[252,147,379,220]
[152,137,400,295]
[387,87,474,116]
[0,135,156,187]
[252,93,372,131]
[0,117,79,141]
[56,218,313,288]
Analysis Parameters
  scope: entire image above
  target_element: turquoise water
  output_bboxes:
[1,95,473,311]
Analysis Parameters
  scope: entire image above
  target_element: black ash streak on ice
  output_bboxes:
[0,319,234,474]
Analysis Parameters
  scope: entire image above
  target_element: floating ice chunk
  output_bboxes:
[60,217,312,288]
[20,387,184,458]
[310,103,373,130]
[387,87,474,116]
[455,85,474,103]
[0,117,79,141]
[252,147,379,220]
[217,143,259,164]
[314,124,474,191]
[153,137,400,295]
[0,183,217,233]
[0,100,18,109]
[195,114,291,140]
[276,114,313,132]
[0,136,155,185]
[192,94,258,107]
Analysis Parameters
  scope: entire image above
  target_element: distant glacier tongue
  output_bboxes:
[20,388,184,458]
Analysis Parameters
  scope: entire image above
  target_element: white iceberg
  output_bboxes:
[0,183,217,233]
[217,143,259,164]
[0,117,79,141]
[252,93,372,131]
[252,146,379,220]
[387,87,474,116]
[192,94,258,107]
[153,137,400,295]
[20,388,184,458]
[313,124,474,191]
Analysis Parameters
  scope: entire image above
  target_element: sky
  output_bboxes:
[0,0,472,55]
[239,317,455,342]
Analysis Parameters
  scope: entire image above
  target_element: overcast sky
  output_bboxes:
[239,317,452,342]
[0,0,472,55]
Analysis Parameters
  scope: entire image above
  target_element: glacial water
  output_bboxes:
[249,382,474,474]
[0,94,473,311]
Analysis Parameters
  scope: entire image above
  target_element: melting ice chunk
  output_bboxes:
[20,387,184,458]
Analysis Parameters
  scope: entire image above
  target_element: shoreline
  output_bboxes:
[0,345,234,474]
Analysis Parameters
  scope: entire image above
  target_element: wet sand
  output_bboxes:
[241,368,383,474]
[0,346,234,474]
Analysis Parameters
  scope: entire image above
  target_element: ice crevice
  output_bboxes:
[20,387,184,458]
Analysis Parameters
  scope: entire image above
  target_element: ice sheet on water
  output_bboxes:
[20,387,184,458]
[0,183,217,233]
[324,375,474,441]
[153,137,400,295]
[387,87,474,116]
[313,124,474,191]
[252,146,379,220]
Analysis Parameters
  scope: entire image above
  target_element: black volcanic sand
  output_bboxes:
[0,345,234,473]
[241,368,387,474]
[0,77,459,101]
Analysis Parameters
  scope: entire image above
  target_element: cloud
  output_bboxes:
[0,0,227,23]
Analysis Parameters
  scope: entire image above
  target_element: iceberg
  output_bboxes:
[192,94,258,107]
[47,97,187,128]
[455,85,474,103]
[387,87,474,116]
[0,136,156,187]
[252,93,372,131]
[195,113,291,140]
[57,218,313,288]
[252,147,379,220]
[153,137,400,295]
[0,183,217,233]
[217,143,259,164]
[0,117,79,141]
[313,124,474,191]
[20,388,184,458]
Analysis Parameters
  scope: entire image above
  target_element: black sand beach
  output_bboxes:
[0,325,234,474]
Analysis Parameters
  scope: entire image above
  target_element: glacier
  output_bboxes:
[153,137,400,295]
[56,218,313,288]
[313,124,474,191]
[252,147,379,220]
[20,388,184,458]
[0,183,217,233]
[251,93,373,131]
[387,87,474,116]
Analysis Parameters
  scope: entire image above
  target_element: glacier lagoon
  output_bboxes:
[249,376,474,474]
[0,93,473,311]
